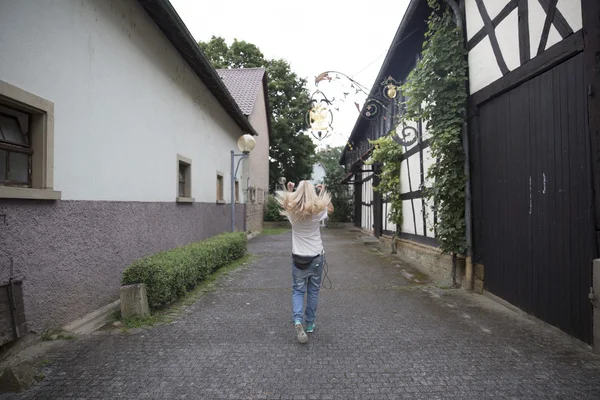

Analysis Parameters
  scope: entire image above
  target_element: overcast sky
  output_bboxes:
[170,0,411,149]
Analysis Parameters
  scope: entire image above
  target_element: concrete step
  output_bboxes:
[361,236,380,246]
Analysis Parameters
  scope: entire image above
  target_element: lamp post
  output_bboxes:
[231,134,256,232]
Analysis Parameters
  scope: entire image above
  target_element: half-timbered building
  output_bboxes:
[341,0,434,244]
[467,0,597,345]
[341,0,600,345]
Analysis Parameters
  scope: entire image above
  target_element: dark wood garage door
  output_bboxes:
[473,53,596,343]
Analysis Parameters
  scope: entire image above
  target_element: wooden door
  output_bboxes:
[474,53,596,343]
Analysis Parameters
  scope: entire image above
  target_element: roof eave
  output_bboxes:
[261,72,273,141]
[339,0,423,165]
[137,0,258,136]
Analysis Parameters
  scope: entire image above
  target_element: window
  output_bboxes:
[176,155,192,202]
[235,180,239,203]
[0,107,31,186]
[0,79,59,200]
[216,172,224,203]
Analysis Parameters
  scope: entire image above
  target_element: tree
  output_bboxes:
[198,36,316,191]
[318,146,353,222]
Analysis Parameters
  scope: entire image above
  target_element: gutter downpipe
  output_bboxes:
[444,0,474,290]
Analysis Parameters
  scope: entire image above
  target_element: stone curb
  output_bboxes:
[62,300,120,335]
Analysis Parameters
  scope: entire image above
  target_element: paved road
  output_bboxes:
[5,227,600,399]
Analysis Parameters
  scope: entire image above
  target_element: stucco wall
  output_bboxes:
[0,0,243,203]
[245,78,270,232]
[0,200,244,332]
[0,0,250,332]
[247,83,270,194]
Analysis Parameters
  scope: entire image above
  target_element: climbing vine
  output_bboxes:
[366,136,403,227]
[400,0,468,256]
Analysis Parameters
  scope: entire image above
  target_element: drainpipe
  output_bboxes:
[444,0,474,290]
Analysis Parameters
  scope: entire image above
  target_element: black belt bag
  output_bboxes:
[292,253,321,270]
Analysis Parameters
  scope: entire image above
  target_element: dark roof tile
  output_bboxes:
[217,68,266,116]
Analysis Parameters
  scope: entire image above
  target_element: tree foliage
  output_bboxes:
[318,146,353,222]
[198,36,316,191]
[199,38,265,69]
[400,0,468,255]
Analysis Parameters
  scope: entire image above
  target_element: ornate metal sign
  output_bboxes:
[392,125,419,147]
[306,90,334,141]
[306,72,419,146]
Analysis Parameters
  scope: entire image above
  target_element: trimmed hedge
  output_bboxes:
[122,232,247,310]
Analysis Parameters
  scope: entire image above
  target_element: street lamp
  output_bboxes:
[277,177,287,192]
[231,134,256,232]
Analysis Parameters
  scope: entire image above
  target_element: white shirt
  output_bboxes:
[289,210,328,256]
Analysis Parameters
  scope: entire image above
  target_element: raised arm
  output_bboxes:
[316,184,334,214]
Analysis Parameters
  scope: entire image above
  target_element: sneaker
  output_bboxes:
[294,322,308,344]
[305,323,315,333]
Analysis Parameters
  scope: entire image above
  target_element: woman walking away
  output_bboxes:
[276,180,333,343]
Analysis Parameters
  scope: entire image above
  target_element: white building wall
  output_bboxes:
[401,200,415,234]
[246,81,270,199]
[0,0,243,203]
[465,0,582,93]
[361,164,373,232]
[383,201,397,233]
[465,0,484,40]
[495,9,521,72]
[310,163,326,185]
[556,0,584,33]
[395,116,435,238]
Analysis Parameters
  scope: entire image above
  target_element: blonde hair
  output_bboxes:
[276,180,332,220]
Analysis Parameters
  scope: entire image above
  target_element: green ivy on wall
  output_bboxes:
[400,0,468,256]
[367,135,403,228]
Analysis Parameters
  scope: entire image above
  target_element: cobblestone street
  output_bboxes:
[5,227,600,399]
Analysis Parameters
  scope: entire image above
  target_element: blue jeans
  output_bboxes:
[291,254,324,325]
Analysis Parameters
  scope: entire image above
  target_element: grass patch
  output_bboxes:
[40,330,75,341]
[410,270,429,283]
[39,359,51,367]
[115,254,254,331]
[120,314,164,330]
[261,228,289,236]
[108,308,122,323]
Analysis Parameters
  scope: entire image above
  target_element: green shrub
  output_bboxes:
[122,232,246,310]
[264,194,286,221]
